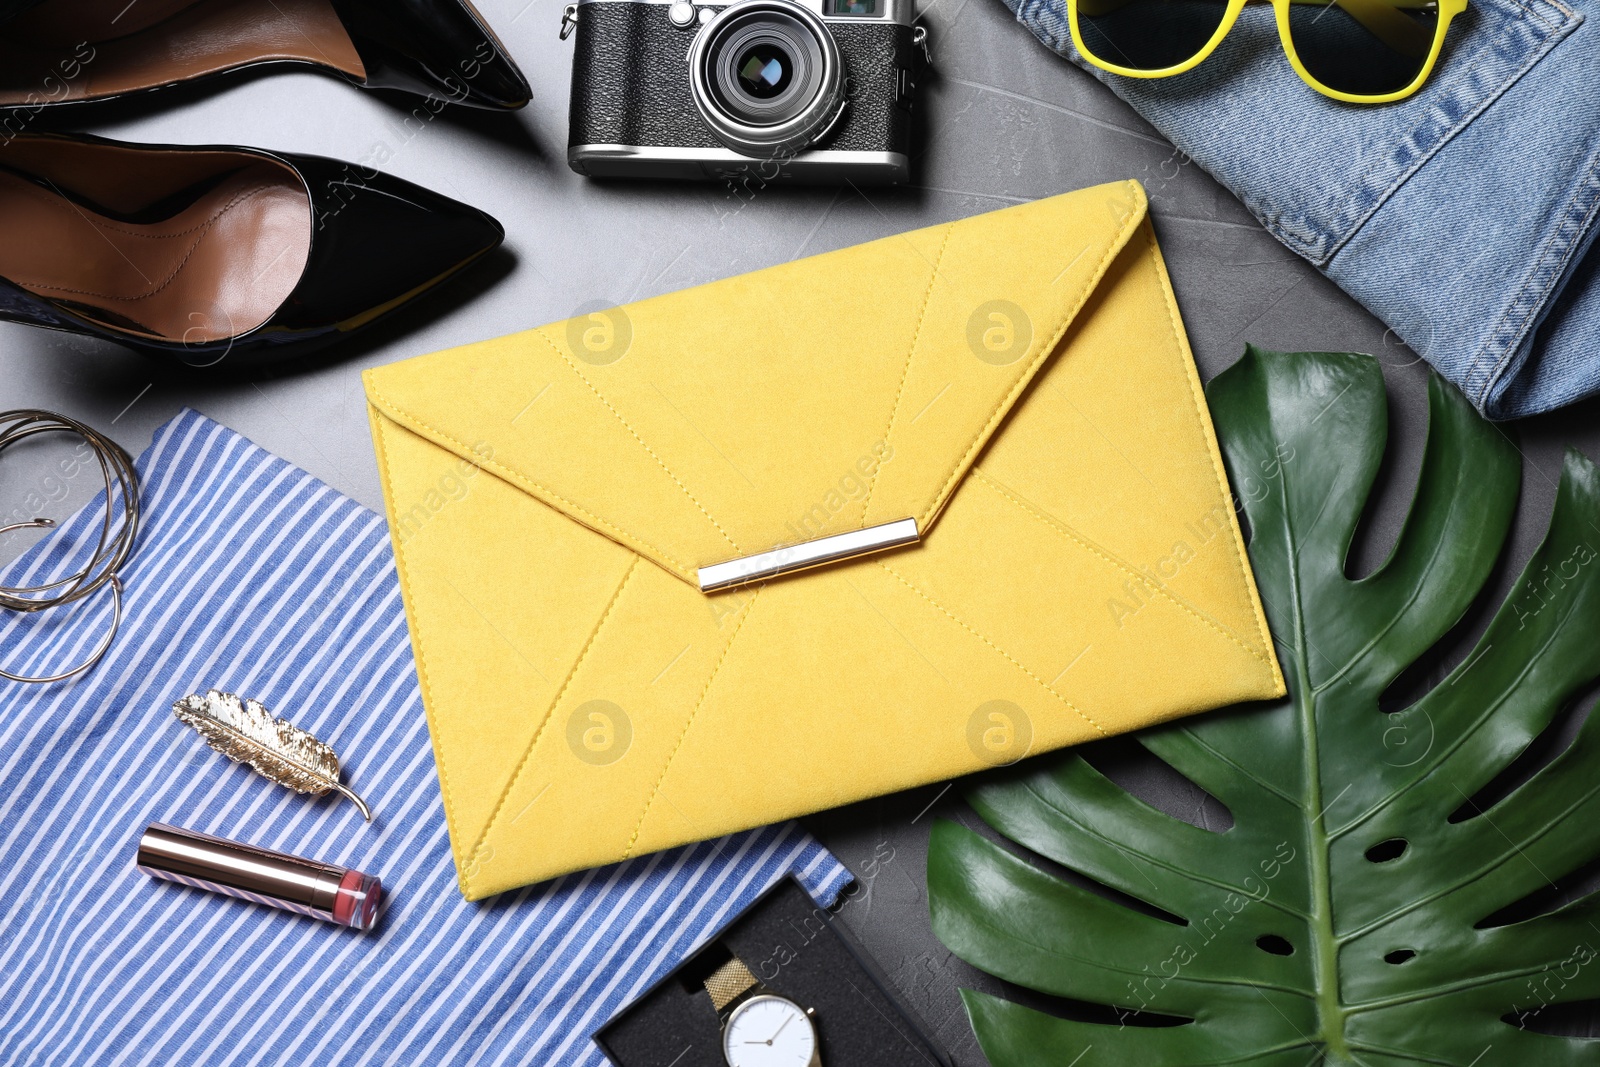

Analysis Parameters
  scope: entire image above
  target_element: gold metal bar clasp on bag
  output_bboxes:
[697,518,920,593]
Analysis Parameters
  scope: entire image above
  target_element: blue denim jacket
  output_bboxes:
[1004,0,1598,419]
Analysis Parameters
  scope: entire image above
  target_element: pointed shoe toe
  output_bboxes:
[268,153,507,342]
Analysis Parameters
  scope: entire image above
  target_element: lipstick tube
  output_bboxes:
[136,823,383,931]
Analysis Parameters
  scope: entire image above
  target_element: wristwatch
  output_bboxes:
[702,952,821,1067]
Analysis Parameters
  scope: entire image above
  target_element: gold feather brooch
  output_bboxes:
[172,689,373,821]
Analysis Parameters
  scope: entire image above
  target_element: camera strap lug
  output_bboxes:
[560,3,580,39]
[896,24,931,112]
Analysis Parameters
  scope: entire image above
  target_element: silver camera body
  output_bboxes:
[565,0,926,184]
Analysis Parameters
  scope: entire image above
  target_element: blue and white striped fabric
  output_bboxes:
[0,409,851,1067]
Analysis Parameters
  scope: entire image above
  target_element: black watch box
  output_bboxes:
[595,875,951,1067]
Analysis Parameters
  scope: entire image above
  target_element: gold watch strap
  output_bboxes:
[704,955,760,1011]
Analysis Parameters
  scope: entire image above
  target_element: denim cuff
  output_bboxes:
[1006,0,1598,418]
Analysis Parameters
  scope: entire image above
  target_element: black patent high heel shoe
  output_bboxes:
[0,132,505,369]
[0,0,531,113]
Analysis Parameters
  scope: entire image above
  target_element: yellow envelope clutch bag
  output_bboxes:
[364,180,1285,900]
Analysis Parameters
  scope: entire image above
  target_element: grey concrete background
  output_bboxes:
[4,0,1599,1062]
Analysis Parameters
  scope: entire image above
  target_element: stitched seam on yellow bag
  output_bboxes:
[370,409,468,896]
[366,385,696,580]
[466,555,642,893]
[1143,224,1277,663]
[875,562,1106,737]
[916,182,1146,532]
[533,327,742,553]
[971,469,1273,667]
[624,588,760,858]
[860,223,954,525]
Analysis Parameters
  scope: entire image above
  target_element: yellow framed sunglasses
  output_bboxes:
[1069,0,1468,104]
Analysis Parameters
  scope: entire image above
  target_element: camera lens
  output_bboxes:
[735,44,792,98]
[689,0,845,158]
[712,20,818,124]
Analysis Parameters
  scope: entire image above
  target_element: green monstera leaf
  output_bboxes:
[929,346,1600,1066]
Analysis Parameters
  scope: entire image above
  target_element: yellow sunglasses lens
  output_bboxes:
[1074,0,1232,72]
[1286,0,1442,97]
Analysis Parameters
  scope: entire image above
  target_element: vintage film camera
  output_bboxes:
[564,0,928,183]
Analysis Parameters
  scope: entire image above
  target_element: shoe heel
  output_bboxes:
[330,0,532,110]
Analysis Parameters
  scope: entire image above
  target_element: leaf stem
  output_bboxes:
[1285,497,1351,1061]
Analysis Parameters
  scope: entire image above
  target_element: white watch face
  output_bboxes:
[722,994,816,1067]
